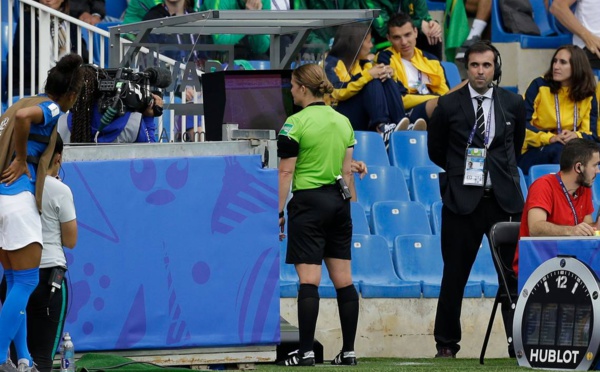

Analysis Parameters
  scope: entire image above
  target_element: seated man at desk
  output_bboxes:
[513,138,600,275]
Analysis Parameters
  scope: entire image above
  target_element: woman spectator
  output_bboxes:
[277,64,359,367]
[0,53,84,372]
[325,23,408,144]
[518,45,598,175]
[57,65,162,143]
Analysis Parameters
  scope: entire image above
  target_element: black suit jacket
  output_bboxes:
[427,84,526,215]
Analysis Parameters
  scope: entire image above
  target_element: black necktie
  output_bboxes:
[476,96,487,136]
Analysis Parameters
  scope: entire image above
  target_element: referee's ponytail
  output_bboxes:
[292,64,333,98]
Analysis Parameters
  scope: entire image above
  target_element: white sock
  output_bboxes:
[468,19,487,40]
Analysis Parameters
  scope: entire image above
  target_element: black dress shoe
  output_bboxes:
[435,347,456,358]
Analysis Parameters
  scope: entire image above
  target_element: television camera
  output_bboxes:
[96,66,172,127]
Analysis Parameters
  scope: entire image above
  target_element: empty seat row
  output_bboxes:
[280,234,499,299]
[353,131,433,178]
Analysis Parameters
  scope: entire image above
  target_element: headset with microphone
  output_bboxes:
[462,40,503,85]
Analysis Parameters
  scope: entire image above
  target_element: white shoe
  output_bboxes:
[396,117,410,131]
[412,118,427,131]
[17,361,38,372]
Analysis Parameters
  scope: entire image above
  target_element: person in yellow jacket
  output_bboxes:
[518,45,598,175]
[376,13,455,128]
[324,23,408,145]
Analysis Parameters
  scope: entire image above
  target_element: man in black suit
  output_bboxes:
[427,41,526,358]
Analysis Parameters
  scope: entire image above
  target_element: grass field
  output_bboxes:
[76,353,525,371]
[254,358,523,371]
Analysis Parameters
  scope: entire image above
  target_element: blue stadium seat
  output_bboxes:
[371,201,432,248]
[441,61,461,89]
[426,0,445,11]
[353,131,390,166]
[354,165,410,220]
[410,165,444,216]
[490,0,571,48]
[528,163,560,186]
[594,180,600,205]
[393,234,483,298]
[105,0,127,19]
[388,131,434,181]
[351,234,421,298]
[351,202,371,235]
[431,200,443,235]
[279,240,298,298]
[518,167,528,201]
[468,238,499,298]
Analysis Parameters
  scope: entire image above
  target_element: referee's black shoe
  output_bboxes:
[331,350,357,365]
[276,350,315,366]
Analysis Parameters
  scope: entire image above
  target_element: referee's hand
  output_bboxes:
[279,217,286,241]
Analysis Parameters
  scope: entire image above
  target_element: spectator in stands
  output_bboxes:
[12,0,89,95]
[292,0,360,60]
[427,41,525,358]
[69,0,105,25]
[551,0,600,69]
[1,134,77,372]
[518,45,598,175]
[57,65,162,143]
[513,138,599,275]
[122,0,198,24]
[362,0,443,59]
[277,63,358,367]
[201,0,271,60]
[376,13,455,129]
[142,0,202,62]
[0,53,84,372]
[325,23,408,144]
[141,0,206,142]
[454,0,491,62]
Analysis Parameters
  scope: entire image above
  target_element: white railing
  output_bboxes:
[1,0,114,105]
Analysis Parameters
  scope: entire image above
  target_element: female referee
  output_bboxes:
[277,63,359,367]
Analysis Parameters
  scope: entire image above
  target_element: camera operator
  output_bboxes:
[57,65,164,143]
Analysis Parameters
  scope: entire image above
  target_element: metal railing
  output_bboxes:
[1,0,114,105]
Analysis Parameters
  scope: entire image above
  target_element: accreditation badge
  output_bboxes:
[463,148,486,186]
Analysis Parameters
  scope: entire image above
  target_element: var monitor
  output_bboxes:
[202,69,300,141]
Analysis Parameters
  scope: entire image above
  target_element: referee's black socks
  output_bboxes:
[297,283,320,354]
[336,284,359,353]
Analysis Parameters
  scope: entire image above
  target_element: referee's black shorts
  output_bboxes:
[285,185,352,264]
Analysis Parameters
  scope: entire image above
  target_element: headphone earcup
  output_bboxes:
[493,61,501,82]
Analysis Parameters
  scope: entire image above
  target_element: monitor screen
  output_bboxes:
[202,69,300,141]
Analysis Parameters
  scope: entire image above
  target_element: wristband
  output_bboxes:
[279,211,284,218]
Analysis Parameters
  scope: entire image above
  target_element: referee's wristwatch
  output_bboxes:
[279,211,284,218]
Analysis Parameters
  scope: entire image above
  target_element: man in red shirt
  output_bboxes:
[513,138,600,275]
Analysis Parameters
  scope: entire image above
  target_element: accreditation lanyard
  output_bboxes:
[554,94,578,133]
[466,99,494,149]
[555,173,579,225]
